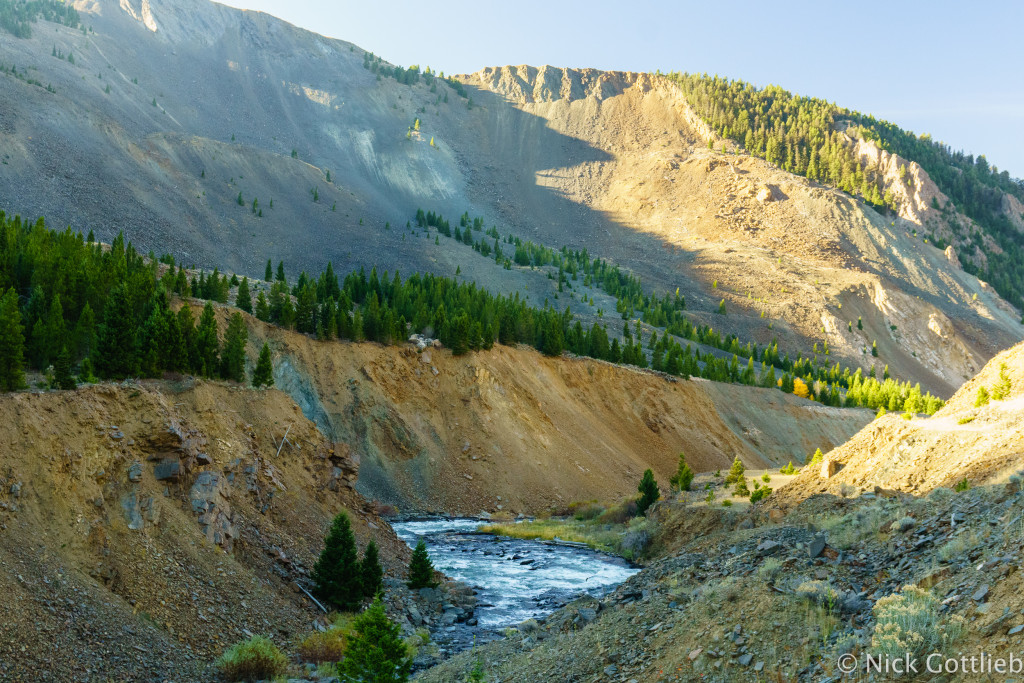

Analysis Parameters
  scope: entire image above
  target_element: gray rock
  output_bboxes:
[1008,625,1024,636]
[603,665,618,676]
[756,540,780,555]
[127,462,143,482]
[809,535,827,558]
[9,483,20,498]
[153,459,180,481]
[739,653,753,666]
[578,608,597,623]
[121,492,144,530]
[973,585,989,602]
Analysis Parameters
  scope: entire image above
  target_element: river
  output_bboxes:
[391,518,638,641]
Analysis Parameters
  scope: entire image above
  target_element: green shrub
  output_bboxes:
[722,499,733,507]
[596,498,637,524]
[992,363,1012,400]
[975,386,990,407]
[761,473,771,483]
[779,461,798,475]
[953,477,971,492]
[569,500,604,520]
[806,448,824,469]
[216,635,288,682]
[749,487,771,503]
[957,415,975,424]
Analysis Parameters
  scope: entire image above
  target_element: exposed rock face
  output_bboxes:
[189,471,237,551]
[945,245,961,269]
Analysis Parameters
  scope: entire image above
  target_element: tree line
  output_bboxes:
[0,0,79,38]
[664,71,1024,313]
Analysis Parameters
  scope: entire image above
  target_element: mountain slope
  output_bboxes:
[0,0,1019,397]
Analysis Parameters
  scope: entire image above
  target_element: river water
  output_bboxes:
[391,518,638,633]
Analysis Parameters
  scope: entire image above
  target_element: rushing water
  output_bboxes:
[391,518,639,632]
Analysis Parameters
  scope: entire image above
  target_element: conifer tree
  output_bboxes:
[359,540,384,599]
[669,453,694,491]
[195,301,220,377]
[312,512,362,612]
[276,261,286,283]
[96,284,137,378]
[0,288,26,391]
[252,342,274,387]
[336,598,412,683]
[724,457,746,484]
[176,304,198,373]
[236,277,252,313]
[220,312,248,382]
[52,346,75,390]
[73,302,97,361]
[32,294,66,369]
[265,259,273,282]
[636,468,660,516]
[254,291,270,322]
[407,540,437,590]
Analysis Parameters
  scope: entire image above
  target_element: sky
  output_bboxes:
[218,0,1024,177]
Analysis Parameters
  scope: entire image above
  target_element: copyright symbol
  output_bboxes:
[837,653,857,675]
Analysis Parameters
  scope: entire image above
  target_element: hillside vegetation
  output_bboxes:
[668,72,1024,311]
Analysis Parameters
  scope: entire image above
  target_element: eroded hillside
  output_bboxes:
[0,0,1017,399]
[775,340,1024,506]
[0,379,405,681]
[205,303,871,515]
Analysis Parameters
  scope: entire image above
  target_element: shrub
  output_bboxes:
[620,517,651,559]
[871,585,965,662]
[749,486,771,503]
[779,461,798,475]
[796,580,839,610]
[756,557,782,580]
[958,415,975,424]
[297,626,350,664]
[937,531,979,563]
[721,499,733,507]
[975,386,990,407]
[954,477,971,492]
[761,473,771,483]
[992,363,1012,400]
[216,636,288,682]
[569,500,604,521]
[597,499,637,524]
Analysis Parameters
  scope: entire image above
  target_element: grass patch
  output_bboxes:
[217,635,288,682]
[480,508,651,560]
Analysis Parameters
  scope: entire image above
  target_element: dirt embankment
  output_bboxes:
[0,379,403,681]
[775,341,1024,506]
[218,305,872,516]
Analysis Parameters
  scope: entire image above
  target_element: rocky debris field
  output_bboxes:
[415,476,1024,682]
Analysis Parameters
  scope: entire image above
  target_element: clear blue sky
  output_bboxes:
[218,0,1024,177]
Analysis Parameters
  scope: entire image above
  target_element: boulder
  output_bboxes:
[153,458,180,481]
[820,457,841,478]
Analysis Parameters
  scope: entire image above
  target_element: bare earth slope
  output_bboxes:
[0,379,404,681]
[0,0,1018,396]
[216,304,872,515]
[776,340,1024,505]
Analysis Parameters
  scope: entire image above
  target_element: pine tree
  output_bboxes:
[96,284,137,378]
[733,476,750,497]
[254,291,270,322]
[252,342,274,388]
[32,294,66,369]
[0,288,27,391]
[669,453,694,491]
[220,312,248,382]
[236,277,252,313]
[407,540,437,590]
[276,261,286,283]
[52,345,75,390]
[177,304,198,373]
[724,457,745,484]
[336,598,412,683]
[311,512,362,612]
[73,302,97,361]
[195,301,220,377]
[265,259,273,282]
[359,540,384,599]
[718,299,727,315]
[636,468,660,516]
